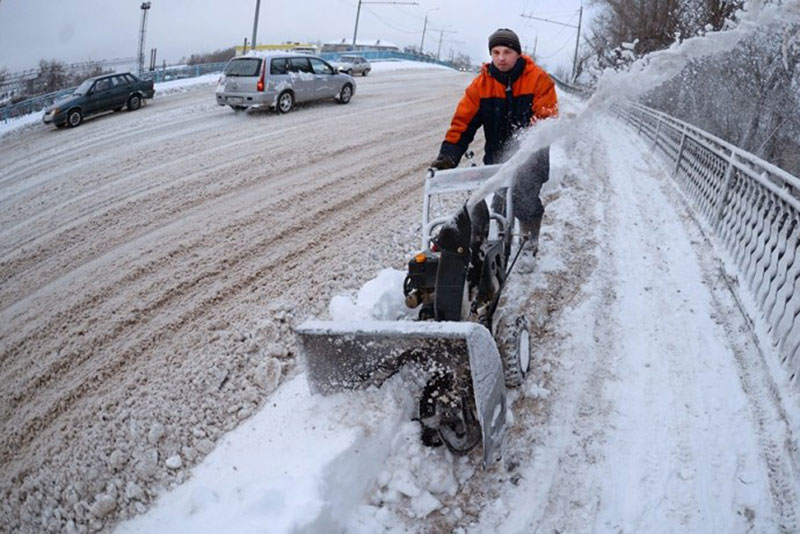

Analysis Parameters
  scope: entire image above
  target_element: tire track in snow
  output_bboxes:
[0,69,475,533]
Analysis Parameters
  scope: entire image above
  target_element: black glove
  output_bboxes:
[429,155,456,170]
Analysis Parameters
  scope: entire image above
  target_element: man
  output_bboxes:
[430,28,558,255]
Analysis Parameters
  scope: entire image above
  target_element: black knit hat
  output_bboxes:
[488,28,521,54]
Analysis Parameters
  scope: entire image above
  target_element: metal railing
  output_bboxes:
[615,102,800,387]
[319,50,453,68]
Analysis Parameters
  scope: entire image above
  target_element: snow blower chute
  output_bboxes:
[295,164,532,466]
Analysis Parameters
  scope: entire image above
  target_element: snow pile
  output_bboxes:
[329,268,413,321]
[116,375,416,534]
[116,268,461,533]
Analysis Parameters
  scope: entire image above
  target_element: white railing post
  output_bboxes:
[652,119,663,151]
[715,153,736,229]
[673,125,688,177]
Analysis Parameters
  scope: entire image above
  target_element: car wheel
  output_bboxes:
[345,69,353,76]
[362,70,369,77]
[337,84,353,105]
[127,95,142,111]
[230,105,247,112]
[67,109,82,128]
[276,91,294,114]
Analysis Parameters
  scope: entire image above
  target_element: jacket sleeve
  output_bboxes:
[532,73,558,121]
[438,80,483,165]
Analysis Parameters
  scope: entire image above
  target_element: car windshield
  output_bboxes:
[73,79,94,96]
[224,58,262,76]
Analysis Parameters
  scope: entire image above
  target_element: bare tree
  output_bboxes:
[186,47,236,65]
[26,59,69,95]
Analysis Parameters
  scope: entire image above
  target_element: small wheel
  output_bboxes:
[127,95,142,111]
[499,316,531,388]
[362,70,369,77]
[67,109,82,127]
[338,84,353,105]
[276,91,294,114]
[345,69,353,76]
[230,105,247,112]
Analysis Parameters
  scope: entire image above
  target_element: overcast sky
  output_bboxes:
[0,0,590,74]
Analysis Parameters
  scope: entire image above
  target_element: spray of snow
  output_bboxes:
[329,268,414,321]
[468,0,800,210]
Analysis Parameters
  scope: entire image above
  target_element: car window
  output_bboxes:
[93,79,110,92]
[340,56,356,63]
[288,57,312,74]
[124,74,137,83]
[270,58,288,75]
[111,75,127,87]
[309,58,333,75]
[224,58,262,76]
[74,79,94,95]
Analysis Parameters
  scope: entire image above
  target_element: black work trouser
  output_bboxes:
[491,146,550,225]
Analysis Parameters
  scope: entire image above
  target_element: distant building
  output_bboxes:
[320,39,400,53]
[235,42,319,55]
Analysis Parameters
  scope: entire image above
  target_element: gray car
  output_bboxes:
[332,55,371,77]
[215,52,356,113]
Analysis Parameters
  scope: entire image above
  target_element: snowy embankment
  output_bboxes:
[117,92,800,532]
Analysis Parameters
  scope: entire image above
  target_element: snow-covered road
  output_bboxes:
[2,65,798,534]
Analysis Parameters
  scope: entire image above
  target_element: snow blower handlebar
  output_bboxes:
[422,165,510,251]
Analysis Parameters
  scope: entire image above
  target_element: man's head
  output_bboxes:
[489,28,521,72]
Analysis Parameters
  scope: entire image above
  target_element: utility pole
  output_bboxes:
[137,2,151,76]
[571,3,583,81]
[251,0,261,52]
[352,1,418,48]
[521,2,583,81]
[435,28,457,61]
[420,7,439,53]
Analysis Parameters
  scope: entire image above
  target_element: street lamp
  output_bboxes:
[420,7,439,54]
[251,0,261,53]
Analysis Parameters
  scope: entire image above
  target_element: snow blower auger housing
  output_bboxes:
[295,164,532,466]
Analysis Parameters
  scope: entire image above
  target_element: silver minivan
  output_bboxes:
[215,52,356,113]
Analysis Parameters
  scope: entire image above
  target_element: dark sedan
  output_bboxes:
[43,72,155,128]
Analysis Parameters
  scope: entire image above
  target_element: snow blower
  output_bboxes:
[295,164,532,466]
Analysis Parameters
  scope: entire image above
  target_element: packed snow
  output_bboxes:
[118,104,799,533]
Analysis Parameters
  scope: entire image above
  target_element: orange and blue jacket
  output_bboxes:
[438,55,558,165]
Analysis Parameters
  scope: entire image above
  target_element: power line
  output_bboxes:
[362,5,420,34]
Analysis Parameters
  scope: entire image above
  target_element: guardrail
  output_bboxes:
[550,75,592,98]
[0,63,228,123]
[320,50,453,69]
[615,102,800,387]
